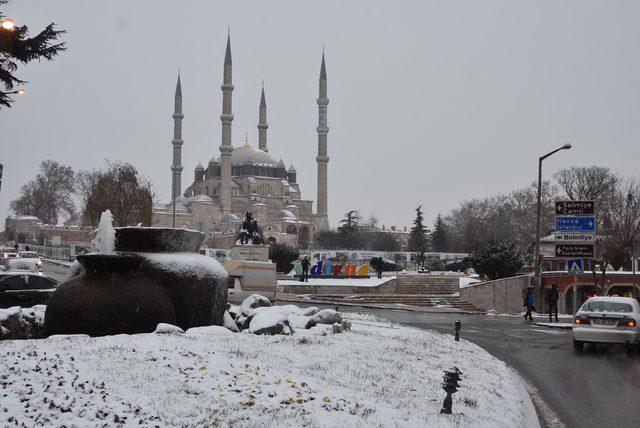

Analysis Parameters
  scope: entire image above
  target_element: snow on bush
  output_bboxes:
[240,293,272,315]
[186,325,234,336]
[0,305,46,340]
[0,313,535,427]
[154,323,184,334]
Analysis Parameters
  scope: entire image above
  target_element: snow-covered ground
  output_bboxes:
[459,276,483,289]
[279,277,394,287]
[0,313,536,427]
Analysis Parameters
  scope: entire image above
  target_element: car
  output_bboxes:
[18,251,43,271]
[572,296,640,352]
[5,258,41,273]
[0,272,58,308]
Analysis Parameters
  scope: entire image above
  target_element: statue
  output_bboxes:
[238,211,264,245]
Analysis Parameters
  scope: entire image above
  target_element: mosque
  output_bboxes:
[152,33,330,249]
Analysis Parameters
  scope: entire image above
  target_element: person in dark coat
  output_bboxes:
[375,257,383,279]
[25,245,30,251]
[545,284,559,322]
[300,256,310,282]
[523,288,535,321]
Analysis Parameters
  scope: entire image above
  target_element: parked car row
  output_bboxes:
[573,296,640,353]
[1,250,43,273]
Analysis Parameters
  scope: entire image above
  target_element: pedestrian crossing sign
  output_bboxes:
[567,259,583,274]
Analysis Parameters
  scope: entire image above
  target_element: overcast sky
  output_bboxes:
[1,0,639,231]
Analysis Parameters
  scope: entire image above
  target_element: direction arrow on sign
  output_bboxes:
[554,233,595,243]
[555,244,594,258]
[555,216,596,232]
[555,200,595,216]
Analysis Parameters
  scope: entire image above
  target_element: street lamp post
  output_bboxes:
[534,143,572,308]
[628,193,637,300]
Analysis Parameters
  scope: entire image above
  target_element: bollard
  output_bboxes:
[440,367,463,414]
[454,319,461,341]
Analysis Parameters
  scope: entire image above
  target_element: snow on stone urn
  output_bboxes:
[44,223,228,337]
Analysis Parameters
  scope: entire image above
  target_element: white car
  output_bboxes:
[572,296,640,352]
[18,251,43,271]
[6,258,41,274]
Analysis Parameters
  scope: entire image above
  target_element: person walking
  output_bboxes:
[523,287,535,321]
[375,257,383,279]
[546,284,559,322]
[300,256,310,282]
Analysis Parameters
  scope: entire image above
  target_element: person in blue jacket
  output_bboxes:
[523,288,535,321]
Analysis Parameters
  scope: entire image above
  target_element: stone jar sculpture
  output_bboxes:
[44,227,228,337]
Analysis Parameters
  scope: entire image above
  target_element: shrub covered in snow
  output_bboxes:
[0,305,46,340]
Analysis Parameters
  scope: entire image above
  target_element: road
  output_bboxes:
[328,306,640,428]
[41,263,639,427]
[43,261,71,283]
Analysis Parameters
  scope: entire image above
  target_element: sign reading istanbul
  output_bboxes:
[554,233,595,243]
[555,200,595,216]
[555,244,594,258]
[555,216,596,232]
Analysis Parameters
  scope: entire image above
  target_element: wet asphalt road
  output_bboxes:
[43,261,70,283]
[324,306,640,428]
[42,263,639,427]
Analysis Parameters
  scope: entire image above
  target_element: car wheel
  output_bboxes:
[573,339,584,352]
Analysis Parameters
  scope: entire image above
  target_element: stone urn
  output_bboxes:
[44,227,228,337]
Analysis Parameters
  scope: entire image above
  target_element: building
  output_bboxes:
[153,33,331,249]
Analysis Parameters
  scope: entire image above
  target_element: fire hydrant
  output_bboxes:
[440,367,463,414]
[454,319,461,341]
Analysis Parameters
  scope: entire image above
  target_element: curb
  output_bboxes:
[532,322,573,330]
[275,297,481,315]
[42,258,73,268]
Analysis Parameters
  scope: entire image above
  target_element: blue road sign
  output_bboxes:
[555,216,595,232]
[567,258,583,274]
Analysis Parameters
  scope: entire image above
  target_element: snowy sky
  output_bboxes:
[1,0,639,230]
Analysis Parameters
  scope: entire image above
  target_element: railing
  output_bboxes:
[30,245,72,261]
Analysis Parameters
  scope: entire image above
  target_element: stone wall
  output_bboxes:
[460,275,531,314]
[281,277,397,295]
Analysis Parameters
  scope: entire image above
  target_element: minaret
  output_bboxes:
[315,51,330,230]
[219,30,234,213]
[258,82,268,152]
[171,72,184,200]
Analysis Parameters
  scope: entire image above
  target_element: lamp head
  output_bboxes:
[1,19,15,31]
[562,143,572,150]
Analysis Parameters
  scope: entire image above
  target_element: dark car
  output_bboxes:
[0,273,58,308]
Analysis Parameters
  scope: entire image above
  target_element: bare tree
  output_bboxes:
[554,166,618,211]
[78,162,153,227]
[10,160,75,224]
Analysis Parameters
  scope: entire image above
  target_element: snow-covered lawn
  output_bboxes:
[279,277,394,287]
[0,314,536,427]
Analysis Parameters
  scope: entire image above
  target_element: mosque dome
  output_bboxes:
[273,209,296,220]
[187,194,214,203]
[221,213,240,222]
[219,145,278,166]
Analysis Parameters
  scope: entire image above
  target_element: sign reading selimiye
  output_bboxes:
[555,200,595,216]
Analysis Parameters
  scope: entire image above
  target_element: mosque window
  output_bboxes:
[257,184,273,196]
[232,201,246,213]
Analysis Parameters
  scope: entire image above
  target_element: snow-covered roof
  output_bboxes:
[187,194,214,204]
[222,213,240,222]
[272,209,296,220]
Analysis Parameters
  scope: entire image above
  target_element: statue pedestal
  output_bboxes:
[230,244,269,262]
[224,245,276,303]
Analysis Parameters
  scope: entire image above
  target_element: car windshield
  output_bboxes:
[581,301,633,313]
[20,253,39,258]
